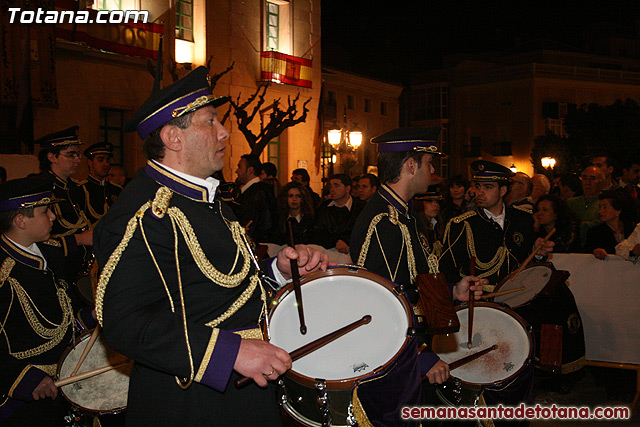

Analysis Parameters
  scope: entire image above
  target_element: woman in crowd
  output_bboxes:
[585,189,637,259]
[441,175,470,225]
[533,194,581,253]
[414,185,445,248]
[269,181,314,245]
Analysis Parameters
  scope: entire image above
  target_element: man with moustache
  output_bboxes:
[93,66,328,426]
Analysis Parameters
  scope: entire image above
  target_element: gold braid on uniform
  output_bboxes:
[440,215,507,279]
[51,202,89,236]
[0,259,73,359]
[83,186,108,225]
[356,205,417,284]
[95,186,267,386]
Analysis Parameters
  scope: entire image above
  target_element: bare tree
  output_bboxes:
[230,84,311,156]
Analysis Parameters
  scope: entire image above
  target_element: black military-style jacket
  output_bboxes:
[0,236,86,421]
[50,172,89,239]
[439,205,535,286]
[233,180,276,243]
[94,161,281,426]
[79,175,122,226]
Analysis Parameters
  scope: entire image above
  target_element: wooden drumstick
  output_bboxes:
[235,315,372,388]
[70,326,101,377]
[468,257,476,349]
[481,286,526,299]
[510,228,556,280]
[288,221,307,335]
[55,360,130,388]
[449,344,498,371]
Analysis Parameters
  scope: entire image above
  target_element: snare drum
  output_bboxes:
[431,303,533,401]
[268,267,414,427]
[492,263,563,308]
[57,330,131,417]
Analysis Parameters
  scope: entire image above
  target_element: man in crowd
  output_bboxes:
[505,171,534,211]
[592,154,619,191]
[107,165,129,187]
[80,142,122,226]
[234,154,276,242]
[258,161,282,197]
[94,66,328,425]
[567,165,605,246]
[356,173,380,202]
[350,128,484,425]
[531,173,551,205]
[291,168,322,208]
[0,176,95,425]
[618,157,640,206]
[311,173,364,254]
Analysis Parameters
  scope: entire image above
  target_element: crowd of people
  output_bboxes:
[0,64,637,426]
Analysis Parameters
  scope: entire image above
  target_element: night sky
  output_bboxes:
[322,0,640,83]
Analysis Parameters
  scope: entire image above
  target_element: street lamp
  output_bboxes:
[327,106,363,175]
[509,164,517,173]
[541,157,556,169]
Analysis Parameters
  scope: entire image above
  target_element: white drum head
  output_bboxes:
[59,334,131,412]
[431,305,530,386]
[269,273,409,381]
[494,265,553,308]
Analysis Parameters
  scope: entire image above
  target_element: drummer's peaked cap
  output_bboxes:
[124,66,230,140]
[35,126,81,150]
[371,127,445,156]
[471,160,515,182]
[0,175,59,212]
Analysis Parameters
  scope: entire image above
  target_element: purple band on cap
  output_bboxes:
[0,191,54,212]
[376,141,439,153]
[137,87,212,139]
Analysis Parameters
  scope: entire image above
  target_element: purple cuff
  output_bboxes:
[77,308,98,330]
[0,398,24,421]
[10,367,48,401]
[418,350,441,377]
[259,256,277,279]
[199,329,241,392]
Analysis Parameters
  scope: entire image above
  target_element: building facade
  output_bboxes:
[2,0,322,189]
[406,46,640,178]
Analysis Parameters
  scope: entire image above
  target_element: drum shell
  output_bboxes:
[56,330,130,416]
[268,267,415,426]
[430,302,533,391]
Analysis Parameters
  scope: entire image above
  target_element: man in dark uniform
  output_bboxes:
[350,128,485,426]
[0,176,95,426]
[93,66,328,426]
[80,143,122,226]
[439,161,548,289]
[36,127,93,273]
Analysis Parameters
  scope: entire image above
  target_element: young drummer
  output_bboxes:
[0,176,94,426]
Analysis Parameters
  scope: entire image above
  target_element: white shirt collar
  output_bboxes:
[6,236,47,269]
[288,213,302,222]
[240,177,261,194]
[153,161,220,203]
[328,196,353,211]
[483,203,506,229]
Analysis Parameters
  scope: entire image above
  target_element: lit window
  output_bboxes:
[176,0,194,42]
[266,2,279,51]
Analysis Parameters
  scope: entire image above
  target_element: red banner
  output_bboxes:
[261,51,312,88]
[55,0,163,60]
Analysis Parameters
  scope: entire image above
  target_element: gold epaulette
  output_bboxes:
[151,187,173,219]
[0,257,15,285]
[452,210,476,223]
[512,204,533,214]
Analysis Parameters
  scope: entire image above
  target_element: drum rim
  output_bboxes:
[443,302,533,390]
[268,267,414,389]
[56,329,128,415]
[493,262,557,308]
